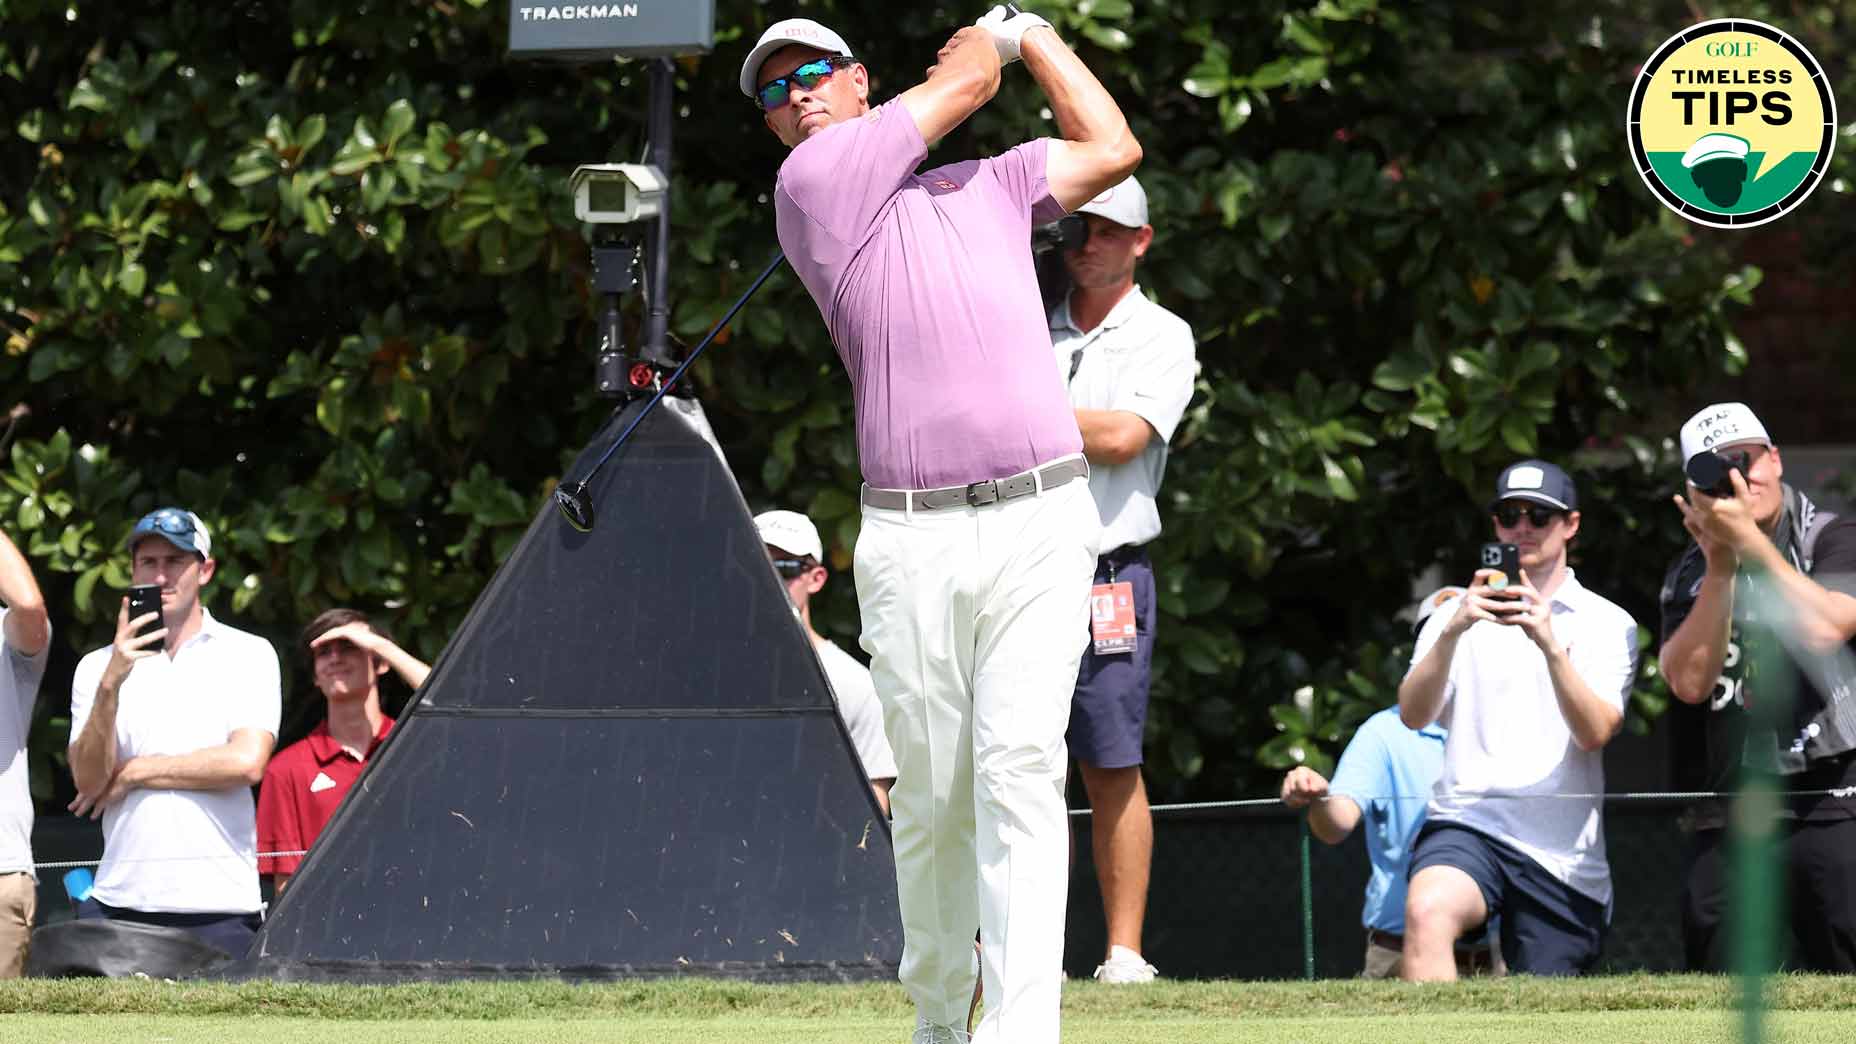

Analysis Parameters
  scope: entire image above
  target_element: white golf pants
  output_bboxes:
[855,467,1099,1044]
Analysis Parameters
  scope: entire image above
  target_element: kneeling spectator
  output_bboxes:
[257,610,430,893]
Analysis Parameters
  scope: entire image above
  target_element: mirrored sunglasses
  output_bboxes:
[757,57,855,111]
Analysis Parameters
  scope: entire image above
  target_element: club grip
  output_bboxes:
[1002,3,1023,14]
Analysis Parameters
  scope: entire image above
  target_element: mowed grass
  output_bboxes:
[4,974,1856,1042]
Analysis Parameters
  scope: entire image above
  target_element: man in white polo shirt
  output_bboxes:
[67,507,281,956]
[0,524,50,977]
[1397,461,1638,979]
[1046,174,1195,984]
[755,509,898,816]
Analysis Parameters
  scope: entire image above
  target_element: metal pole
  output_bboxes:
[1300,817,1316,981]
[642,57,675,370]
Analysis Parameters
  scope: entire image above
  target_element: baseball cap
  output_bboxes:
[1413,585,1466,635]
[127,507,212,559]
[1074,176,1149,229]
[1679,402,1772,469]
[1681,133,1750,169]
[753,509,823,562]
[739,18,855,98]
[1488,460,1578,512]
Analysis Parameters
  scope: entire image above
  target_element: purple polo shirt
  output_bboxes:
[774,100,1083,490]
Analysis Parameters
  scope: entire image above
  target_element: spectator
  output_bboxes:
[257,610,431,894]
[1398,461,1638,979]
[1046,173,1197,985]
[744,10,1137,1042]
[1282,588,1490,979]
[67,508,281,956]
[1658,402,1856,972]
[0,524,50,977]
[755,511,898,816]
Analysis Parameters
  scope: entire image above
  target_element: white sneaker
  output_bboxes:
[910,1016,972,1043]
[1092,945,1159,984]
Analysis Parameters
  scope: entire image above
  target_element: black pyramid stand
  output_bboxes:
[223,401,902,982]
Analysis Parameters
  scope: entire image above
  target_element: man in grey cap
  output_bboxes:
[67,507,281,956]
[1398,461,1637,979]
[1046,173,1196,985]
[1659,402,1856,971]
[743,8,1139,1043]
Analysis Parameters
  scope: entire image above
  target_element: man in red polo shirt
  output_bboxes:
[256,609,430,892]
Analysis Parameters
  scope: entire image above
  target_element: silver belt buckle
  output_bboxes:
[965,479,999,507]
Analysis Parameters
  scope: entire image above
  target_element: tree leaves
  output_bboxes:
[0,0,1816,810]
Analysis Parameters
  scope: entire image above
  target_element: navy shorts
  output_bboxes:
[1409,821,1606,975]
[1067,546,1155,769]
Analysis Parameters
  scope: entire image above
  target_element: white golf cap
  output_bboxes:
[1681,133,1750,169]
[753,509,823,562]
[1074,176,1149,228]
[1680,402,1772,467]
[739,18,854,98]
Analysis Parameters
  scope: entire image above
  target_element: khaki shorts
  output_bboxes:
[0,872,35,978]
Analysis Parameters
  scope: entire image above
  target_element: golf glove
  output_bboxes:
[974,5,1053,65]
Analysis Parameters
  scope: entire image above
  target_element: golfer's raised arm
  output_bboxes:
[1021,26,1141,211]
[898,27,1003,147]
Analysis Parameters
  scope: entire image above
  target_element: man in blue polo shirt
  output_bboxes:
[1282,587,1479,978]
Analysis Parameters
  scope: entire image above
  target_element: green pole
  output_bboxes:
[1732,610,1792,1044]
[1300,816,1316,981]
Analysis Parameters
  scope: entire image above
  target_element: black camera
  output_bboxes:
[1685,448,1750,498]
[1033,215,1088,310]
[1033,214,1089,254]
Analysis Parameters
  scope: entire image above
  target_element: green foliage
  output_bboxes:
[1,1,1849,806]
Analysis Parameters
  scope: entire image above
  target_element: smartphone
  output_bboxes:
[1478,542,1522,597]
[126,584,163,639]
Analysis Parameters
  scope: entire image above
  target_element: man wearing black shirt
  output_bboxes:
[1660,402,1856,972]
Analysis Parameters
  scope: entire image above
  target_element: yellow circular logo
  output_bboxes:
[1628,19,1836,228]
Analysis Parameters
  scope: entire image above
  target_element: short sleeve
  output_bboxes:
[819,644,897,780]
[69,648,107,752]
[775,100,928,247]
[1573,610,1639,712]
[3,611,49,719]
[983,138,1064,225]
[1328,717,1390,807]
[1106,310,1198,443]
[233,637,283,739]
[1808,518,1856,598]
[256,753,305,876]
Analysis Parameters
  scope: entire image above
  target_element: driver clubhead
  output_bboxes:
[554,481,595,532]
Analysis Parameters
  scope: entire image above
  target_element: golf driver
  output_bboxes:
[555,248,788,531]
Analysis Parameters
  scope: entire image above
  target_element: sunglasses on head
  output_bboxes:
[771,556,818,579]
[140,509,196,537]
[1493,503,1564,529]
[757,56,856,111]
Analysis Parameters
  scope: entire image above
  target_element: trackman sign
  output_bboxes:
[504,0,710,59]
[516,4,640,20]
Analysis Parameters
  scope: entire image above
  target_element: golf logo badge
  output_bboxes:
[1628,19,1836,228]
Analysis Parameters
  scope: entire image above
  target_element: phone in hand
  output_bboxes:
[126,584,163,639]
[1477,543,1524,612]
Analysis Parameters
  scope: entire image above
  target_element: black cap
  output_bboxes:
[1488,459,1577,512]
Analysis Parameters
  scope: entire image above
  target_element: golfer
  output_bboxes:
[743,9,1140,1043]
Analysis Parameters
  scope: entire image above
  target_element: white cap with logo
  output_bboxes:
[753,509,824,562]
[1679,402,1772,467]
[739,18,855,98]
[1073,175,1149,229]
